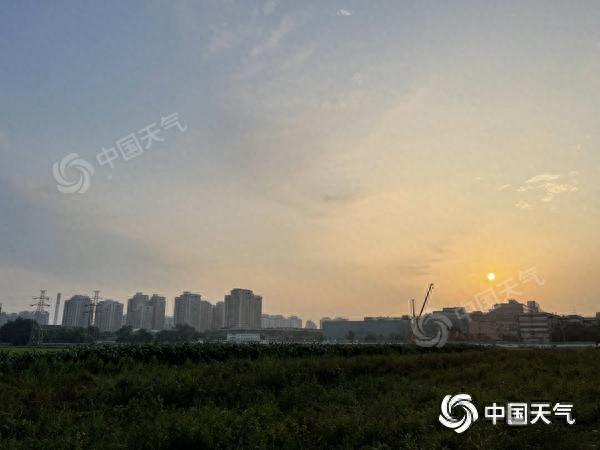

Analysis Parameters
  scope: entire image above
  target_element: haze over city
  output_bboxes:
[1,1,599,319]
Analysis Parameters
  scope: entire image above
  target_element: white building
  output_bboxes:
[226,333,261,343]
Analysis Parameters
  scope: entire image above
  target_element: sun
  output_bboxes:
[487,272,496,281]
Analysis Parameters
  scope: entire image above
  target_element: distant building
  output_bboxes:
[95,300,124,333]
[198,300,214,332]
[322,317,411,341]
[226,333,261,343]
[126,293,150,329]
[174,291,202,330]
[149,294,166,330]
[432,307,468,334]
[127,293,165,330]
[320,317,347,329]
[305,320,317,329]
[467,311,498,341]
[262,314,303,329]
[487,299,524,340]
[212,301,225,329]
[62,295,92,328]
[519,312,552,343]
[224,289,262,329]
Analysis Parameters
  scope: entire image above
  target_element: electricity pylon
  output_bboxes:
[88,290,101,327]
[29,290,50,345]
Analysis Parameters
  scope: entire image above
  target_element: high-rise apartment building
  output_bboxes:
[212,301,225,329]
[224,288,262,329]
[126,293,151,329]
[95,300,124,333]
[62,295,92,328]
[174,291,202,330]
[126,292,165,330]
[198,299,214,332]
[149,294,166,330]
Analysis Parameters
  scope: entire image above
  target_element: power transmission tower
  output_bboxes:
[88,290,101,327]
[30,290,50,345]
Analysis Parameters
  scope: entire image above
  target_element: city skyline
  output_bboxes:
[1,2,599,319]
[0,283,593,324]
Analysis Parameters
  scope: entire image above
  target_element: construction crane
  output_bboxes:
[413,283,434,319]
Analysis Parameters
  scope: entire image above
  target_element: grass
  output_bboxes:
[0,346,66,354]
[0,345,598,449]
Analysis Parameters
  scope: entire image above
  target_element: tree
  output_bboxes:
[116,326,134,342]
[0,318,36,346]
[156,324,200,342]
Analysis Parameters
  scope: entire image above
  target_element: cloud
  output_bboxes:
[540,183,578,202]
[337,9,354,16]
[516,172,578,203]
[497,184,512,191]
[525,173,561,184]
[250,15,295,57]
[516,200,532,210]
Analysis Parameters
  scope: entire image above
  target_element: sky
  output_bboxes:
[1,1,599,321]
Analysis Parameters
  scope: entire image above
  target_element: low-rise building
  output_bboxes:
[262,314,303,329]
[519,312,553,343]
[321,317,411,341]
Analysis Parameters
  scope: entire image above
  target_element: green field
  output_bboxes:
[0,344,598,449]
[0,346,67,354]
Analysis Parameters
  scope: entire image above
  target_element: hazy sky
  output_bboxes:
[1,1,599,320]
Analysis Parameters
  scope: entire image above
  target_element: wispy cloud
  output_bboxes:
[337,9,354,17]
[516,172,578,203]
[251,15,296,57]
[524,173,561,184]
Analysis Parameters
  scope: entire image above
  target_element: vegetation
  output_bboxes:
[0,344,598,449]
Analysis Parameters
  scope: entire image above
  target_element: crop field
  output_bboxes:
[0,344,598,449]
